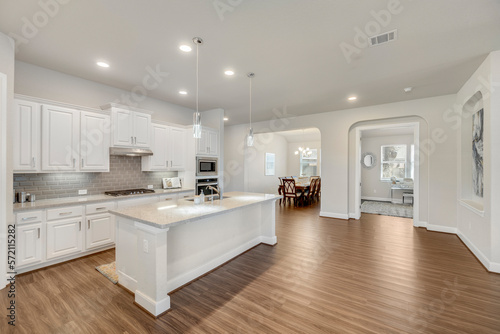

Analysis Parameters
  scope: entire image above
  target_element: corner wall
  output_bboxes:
[0,33,15,289]
[456,51,500,272]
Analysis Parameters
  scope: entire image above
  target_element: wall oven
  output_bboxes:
[196,157,218,176]
[195,178,219,196]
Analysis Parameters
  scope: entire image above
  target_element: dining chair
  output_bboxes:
[304,178,317,205]
[315,177,321,201]
[282,179,303,206]
[278,177,285,205]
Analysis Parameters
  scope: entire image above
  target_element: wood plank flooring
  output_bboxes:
[2,202,500,333]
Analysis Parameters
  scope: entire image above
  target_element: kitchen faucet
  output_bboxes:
[206,185,222,201]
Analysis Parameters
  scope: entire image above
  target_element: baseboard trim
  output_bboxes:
[414,220,427,228]
[456,230,499,273]
[348,212,360,219]
[320,211,349,220]
[426,224,457,234]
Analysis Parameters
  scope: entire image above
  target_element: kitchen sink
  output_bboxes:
[184,195,230,202]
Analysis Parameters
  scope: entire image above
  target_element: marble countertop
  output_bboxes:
[13,188,194,212]
[110,191,281,229]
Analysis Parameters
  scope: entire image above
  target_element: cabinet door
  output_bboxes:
[46,218,83,260]
[86,213,115,250]
[111,108,133,147]
[208,130,218,156]
[169,127,186,170]
[145,124,168,170]
[80,111,110,171]
[196,129,208,155]
[133,112,151,147]
[41,105,80,171]
[17,223,42,267]
[13,100,40,172]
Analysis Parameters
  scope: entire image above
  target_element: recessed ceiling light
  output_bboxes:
[96,61,110,68]
[224,70,235,76]
[223,117,229,121]
[348,96,357,101]
[404,87,413,93]
[179,45,192,52]
[179,90,188,95]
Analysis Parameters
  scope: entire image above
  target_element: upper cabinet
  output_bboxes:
[80,111,110,172]
[13,98,110,173]
[196,128,218,156]
[110,108,151,148]
[41,105,80,172]
[142,124,186,171]
[13,100,40,172]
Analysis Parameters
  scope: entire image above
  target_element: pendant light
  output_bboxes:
[192,37,203,138]
[247,72,255,147]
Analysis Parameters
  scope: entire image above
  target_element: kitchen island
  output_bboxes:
[109,191,280,317]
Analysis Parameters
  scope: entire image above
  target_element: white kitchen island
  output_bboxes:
[109,191,280,317]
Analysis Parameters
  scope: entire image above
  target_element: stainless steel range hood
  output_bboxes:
[109,147,153,157]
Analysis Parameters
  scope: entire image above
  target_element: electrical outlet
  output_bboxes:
[78,189,87,195]
[143,239,149,253]
[147,185,154,189]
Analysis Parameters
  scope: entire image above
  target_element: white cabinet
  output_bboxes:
[13,100,40,172]
[80,111,110,172]
[170,126,186,169]
[196,128,218,156]
[86,213,115,250]
[111,108,151,148]
[17,223,42,267]
[85,202,115,250]
[41,104,80,171]
[46,217,83,260]
[142,124,186,171]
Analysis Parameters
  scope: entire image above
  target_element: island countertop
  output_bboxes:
[109,191,281,229]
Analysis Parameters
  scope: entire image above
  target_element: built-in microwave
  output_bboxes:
[196,157,218,176]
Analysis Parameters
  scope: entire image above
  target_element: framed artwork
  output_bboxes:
[265,153,275,176]
[472,108,484,197]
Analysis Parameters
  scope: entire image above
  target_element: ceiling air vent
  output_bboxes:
[369,29,397,47]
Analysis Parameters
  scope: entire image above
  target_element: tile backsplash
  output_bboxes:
[14,156,178,200]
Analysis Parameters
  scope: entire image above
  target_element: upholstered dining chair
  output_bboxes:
[304,178,318,205]
[282,179,303,206]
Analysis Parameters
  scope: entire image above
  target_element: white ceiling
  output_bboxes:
[1,1,499,125]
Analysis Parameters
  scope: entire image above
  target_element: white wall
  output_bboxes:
[361,134,414,202]
[456,51,500,272]
[244,133,288,194]
[0,32,15,289]
[224,94,456,225]
[15,61,194,125]
[287,141,321,177]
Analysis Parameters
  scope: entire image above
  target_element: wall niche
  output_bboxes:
[460,91,484,214]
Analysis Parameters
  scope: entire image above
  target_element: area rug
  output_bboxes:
[361,200,413,218]
[96,262,118,284]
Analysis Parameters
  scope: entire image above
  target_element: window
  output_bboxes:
[381,145,407,180]
[300,149,318,177]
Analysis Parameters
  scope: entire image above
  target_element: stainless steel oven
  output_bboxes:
[195,178,218,196]
[196,157,218,176]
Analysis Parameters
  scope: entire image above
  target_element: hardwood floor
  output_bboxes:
[2,203,500,333]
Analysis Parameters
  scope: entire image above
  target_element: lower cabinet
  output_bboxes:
[86,213,115,250]
[46,217,83,260]
[17,223,43,267]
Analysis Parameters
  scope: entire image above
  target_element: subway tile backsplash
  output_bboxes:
[14,156,178,200]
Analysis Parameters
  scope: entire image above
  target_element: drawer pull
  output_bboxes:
[21,216,37,221]
[79,221,81,231]
[59,212,72,216]
[95,207,107,210]
[37,228,40,239]
[165,198,173,201]
[88,220,90,229]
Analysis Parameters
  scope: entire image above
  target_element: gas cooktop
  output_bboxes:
[104,188,155,197]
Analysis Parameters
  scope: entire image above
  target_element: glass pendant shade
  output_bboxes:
[247,128,254,147]
[193,111,201,138]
